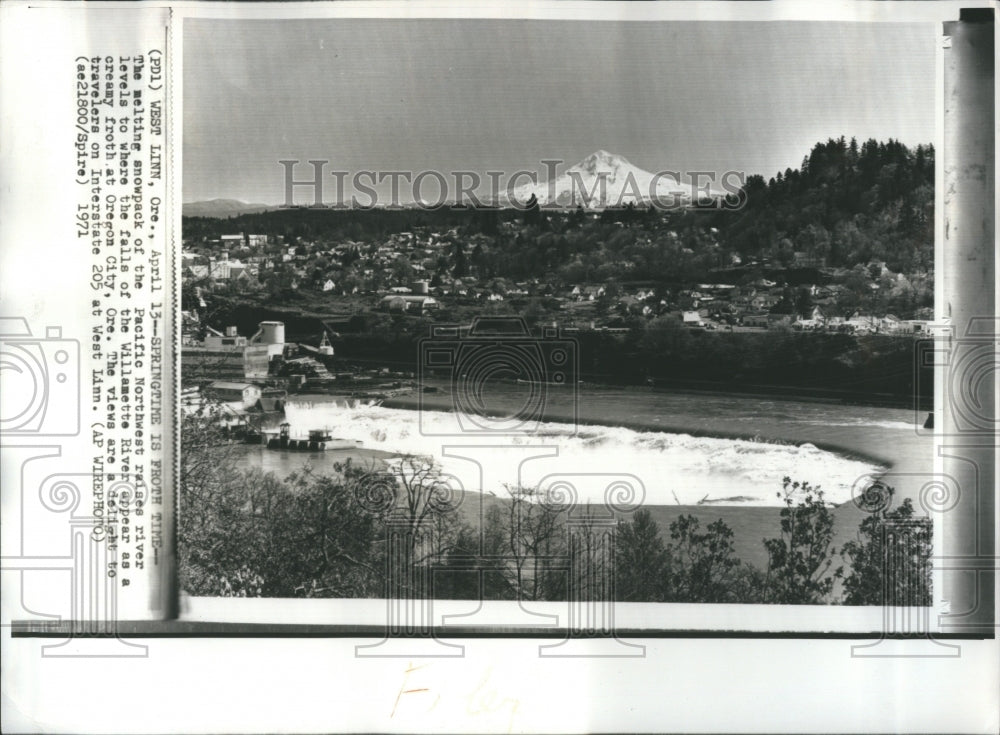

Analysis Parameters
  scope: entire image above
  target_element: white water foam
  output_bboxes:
[284,400,884,507]
[818,419,916,431]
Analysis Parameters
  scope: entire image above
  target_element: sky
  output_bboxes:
[183,18,936,204]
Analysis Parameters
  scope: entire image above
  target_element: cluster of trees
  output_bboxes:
[181,407,461,597]
[723,137,934,273]
[580,320,929,401]
[180,408,931,605]
[615,479,931,605]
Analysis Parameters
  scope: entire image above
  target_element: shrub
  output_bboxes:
[841,493,932,606]
[662,514,751,603]
[762,477,843,604]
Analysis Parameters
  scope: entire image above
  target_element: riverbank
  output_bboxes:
[581,376,928,411]
[195,299,932,410]
[327,355,930,412]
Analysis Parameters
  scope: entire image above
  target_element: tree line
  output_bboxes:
[188,296,932,407]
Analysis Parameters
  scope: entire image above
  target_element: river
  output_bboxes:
[236,381,932,507]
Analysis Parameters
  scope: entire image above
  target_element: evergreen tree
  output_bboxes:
[614,510,669,601]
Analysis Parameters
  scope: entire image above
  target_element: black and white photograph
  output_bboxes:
[180,16,941,614]
[1,1,995,732]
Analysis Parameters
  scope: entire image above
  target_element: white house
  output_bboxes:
[379,295,439,315]
[742,312,769,328]
[845,313,880,333]
[207,381,261,409]
[682,311,703,327]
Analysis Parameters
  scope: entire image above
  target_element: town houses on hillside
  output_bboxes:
[181,228,932,335]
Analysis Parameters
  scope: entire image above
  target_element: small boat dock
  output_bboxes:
[262,423,361,451]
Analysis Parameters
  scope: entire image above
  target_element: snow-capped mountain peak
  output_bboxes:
[513,150,699,208]
[577,149,627,170]
[570,150,636,180]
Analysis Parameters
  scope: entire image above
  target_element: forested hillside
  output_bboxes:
[723,137,934,273]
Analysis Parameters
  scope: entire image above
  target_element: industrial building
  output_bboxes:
[182,320,288,382]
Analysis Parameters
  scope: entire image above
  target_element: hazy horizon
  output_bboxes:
[184,18,935,205]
